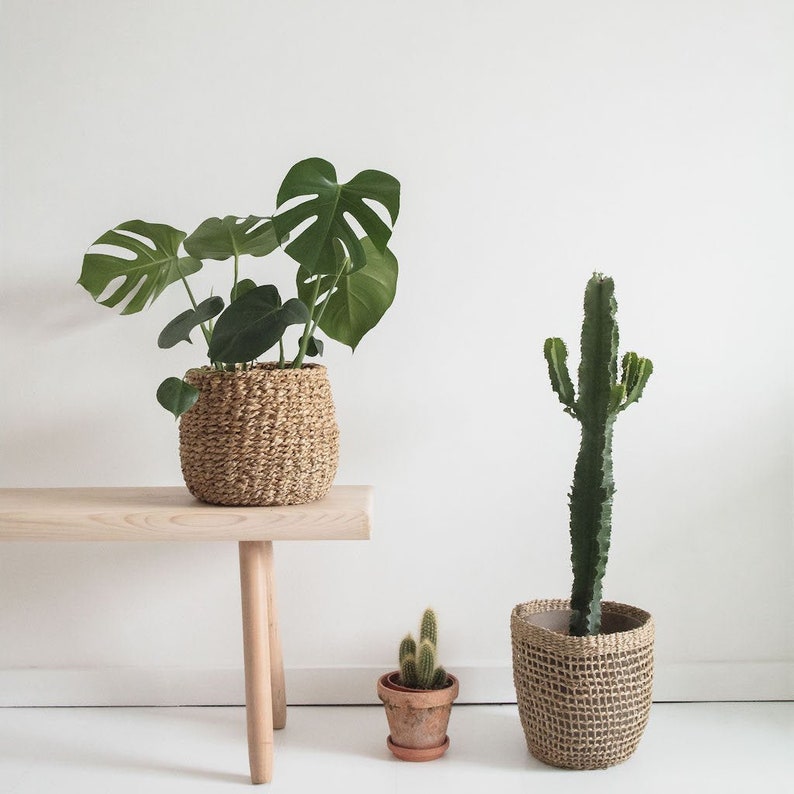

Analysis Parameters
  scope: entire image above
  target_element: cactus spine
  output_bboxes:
[545,274,653,636]
[398,608,448,690]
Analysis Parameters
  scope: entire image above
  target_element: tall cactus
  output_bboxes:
[398,608,449,690]
[545,274,652,636]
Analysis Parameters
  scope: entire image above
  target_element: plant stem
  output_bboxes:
[232,253,239,300]
[278,339,285,368]
[291,261,348,369]
[292,276,323,369]
[179,275,212,348]
[308,266,345,339]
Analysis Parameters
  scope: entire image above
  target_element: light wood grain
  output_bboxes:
[239,541,274,784]
[264,543,287,731]
[0,486,372,541]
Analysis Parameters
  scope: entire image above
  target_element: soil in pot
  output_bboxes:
[377,671,459,761]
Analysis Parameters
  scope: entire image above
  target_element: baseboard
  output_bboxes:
[0,662,790,707]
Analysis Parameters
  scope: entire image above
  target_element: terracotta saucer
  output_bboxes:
[386,735,450,762]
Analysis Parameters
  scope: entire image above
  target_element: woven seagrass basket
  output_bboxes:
[511,599,654,770]
[179,363,339,506]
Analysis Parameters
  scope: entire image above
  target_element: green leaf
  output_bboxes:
[79,220,202,315]
[156,377,200,419]
[231,278,257,302]
[298,237,398,351]
[208,285,310,364]
[158,296,224,349]
[306,336,324,357]
[183,216,280,260]
[273,158,400,276]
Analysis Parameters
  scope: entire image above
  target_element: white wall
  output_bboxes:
[1,0,791,704]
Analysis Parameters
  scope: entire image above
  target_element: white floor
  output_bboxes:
[0,703,791,793]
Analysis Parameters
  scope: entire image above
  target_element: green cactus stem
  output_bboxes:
[420,607,438,647]
[544,274,652,636]
[396,608,449,690]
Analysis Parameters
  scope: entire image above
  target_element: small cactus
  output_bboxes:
[397,608,449,690]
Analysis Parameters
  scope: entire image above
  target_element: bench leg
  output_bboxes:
[239,541,274,784]
[263,542,287,730]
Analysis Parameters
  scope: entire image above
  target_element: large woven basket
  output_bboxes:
[511,599,654,770]
[179,363,339,506]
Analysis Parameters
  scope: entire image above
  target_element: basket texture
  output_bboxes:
[511,599,654,770]
[179,363,339,506]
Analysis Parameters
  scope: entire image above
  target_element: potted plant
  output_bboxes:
[377,608,459,762]
[511,273,655,769]
[78,158,399,506]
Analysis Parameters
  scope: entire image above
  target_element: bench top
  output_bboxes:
[0,485,372,541]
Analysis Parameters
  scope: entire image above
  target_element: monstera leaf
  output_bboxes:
[208,285,310,363]
[272,158,400,276]
[297,237,398,351]
[156,377,199,419]
[184,215,280,260]
[78,220,202,315]
[158,296,224,349]
[231,278,257,302]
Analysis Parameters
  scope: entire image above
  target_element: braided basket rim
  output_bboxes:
[184,361,328,384]
[511,598,654,653]
[179,361,339,507]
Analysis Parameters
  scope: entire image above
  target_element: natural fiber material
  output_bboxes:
[179,363,339,506]
[511,599,654,770]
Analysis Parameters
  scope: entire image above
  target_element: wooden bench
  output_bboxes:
[0,485,372,784]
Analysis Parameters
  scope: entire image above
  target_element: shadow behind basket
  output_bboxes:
[179,363,339,506]
[511,599,654,770]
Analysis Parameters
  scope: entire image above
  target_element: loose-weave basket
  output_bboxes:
[179,363,339,506]
[511,599,654,770]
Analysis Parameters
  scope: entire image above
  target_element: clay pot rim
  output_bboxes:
[377,671,459,706]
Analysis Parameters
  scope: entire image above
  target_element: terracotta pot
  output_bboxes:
[511,599,654,770]
[179,363,339,506]
[376,671,459,761]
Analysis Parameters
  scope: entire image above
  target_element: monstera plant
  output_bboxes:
[78,158,400,418]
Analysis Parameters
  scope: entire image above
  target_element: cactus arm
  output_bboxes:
[419,608,438,648]
[416,639,438,689]
[621,352,639,395]
[568,274,618,636]
[430,667,448,689]
[400,655,418,688]
[544,337,577,417]
[399,634,416,666]
[608,383,626,414]
[619,356,653,411]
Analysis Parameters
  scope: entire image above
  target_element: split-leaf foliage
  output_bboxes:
[78,158,400,417]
